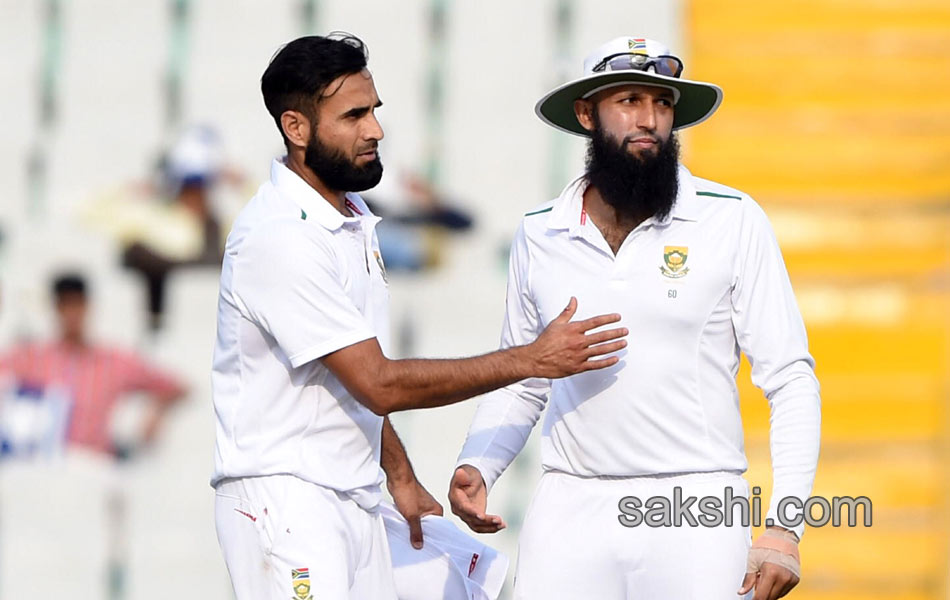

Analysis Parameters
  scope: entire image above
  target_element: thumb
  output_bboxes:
[453,467,473,486]
[408,515,424,549]
[737,571,756,595]
[556,297,578,323]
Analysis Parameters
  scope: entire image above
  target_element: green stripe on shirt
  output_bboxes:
[524,207,553,217]
[696,190,742,201]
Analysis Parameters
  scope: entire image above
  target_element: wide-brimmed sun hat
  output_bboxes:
[535,36,723,136]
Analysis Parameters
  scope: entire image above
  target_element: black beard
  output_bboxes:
[304,130,383,193]
[585,119,680,222]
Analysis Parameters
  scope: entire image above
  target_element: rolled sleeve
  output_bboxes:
[235,219,375,369]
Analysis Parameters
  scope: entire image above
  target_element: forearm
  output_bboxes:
[380,417,418,488]
[377,345,534,413]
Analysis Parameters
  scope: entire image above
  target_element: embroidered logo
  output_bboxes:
[291,568,313,600]
[660,246,689,279]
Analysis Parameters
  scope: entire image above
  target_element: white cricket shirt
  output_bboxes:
[457,165,820,535]
[211,158,390,509]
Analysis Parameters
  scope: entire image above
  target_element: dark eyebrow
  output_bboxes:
[342,100,383,119]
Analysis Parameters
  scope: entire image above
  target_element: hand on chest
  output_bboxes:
[532,226,734,337]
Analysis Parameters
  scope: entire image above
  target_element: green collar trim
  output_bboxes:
[696,190,741,201]
[524,206,553,217]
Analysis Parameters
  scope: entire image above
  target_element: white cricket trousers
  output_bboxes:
[513,470,753,600]
[214,474,398,600]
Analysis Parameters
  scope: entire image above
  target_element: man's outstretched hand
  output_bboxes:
[449,465,506,534]
[524,297,627,379]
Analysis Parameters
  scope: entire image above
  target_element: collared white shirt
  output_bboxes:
[211,158,390,509]
[457,165,820,536]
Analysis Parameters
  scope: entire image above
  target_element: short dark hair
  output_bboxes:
[52,273,87,300]
[261,33,369,146]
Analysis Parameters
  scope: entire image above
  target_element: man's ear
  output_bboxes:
[280,110,312,150]
[574,99,595,133]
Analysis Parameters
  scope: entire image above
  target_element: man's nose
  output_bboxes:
[637,104,657,131]
[365,113,384,141]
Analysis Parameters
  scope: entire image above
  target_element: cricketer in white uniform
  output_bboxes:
[450,37,821,600]
[211,34,628,600]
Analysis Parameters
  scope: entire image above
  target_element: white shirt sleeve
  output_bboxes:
[731,199,821,539]
[234,219,376,369]
[455,222,549,492]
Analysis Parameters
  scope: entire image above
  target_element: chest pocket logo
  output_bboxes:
[660,246,689,279]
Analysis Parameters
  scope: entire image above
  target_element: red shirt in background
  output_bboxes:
[0,341,183,454]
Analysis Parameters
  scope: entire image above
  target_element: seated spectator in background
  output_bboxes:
[362,155,474,272]
[84,126,245,331]
[0,273,187,458]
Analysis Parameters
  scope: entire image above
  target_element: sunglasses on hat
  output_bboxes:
[592,53,684,78]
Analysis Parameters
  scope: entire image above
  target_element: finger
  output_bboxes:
[579,355,620,371]
[583,339,627,358]
[449,496,504,529]
[451,467,472,486]
[737,571,756,595]
[775,576,798,599]
[759,564,795,600]
[759,565,795,600]
[753,572,778,600]
[461,519,498,534]
[575,312,622,332]
[449,491,482,521]
[423,502,444,517]
[469,522,505,534]
[460,513,506,534]
[553,296,578,323]
[407,515,424,549]
[584,327,629,345]
[778,573,800,598]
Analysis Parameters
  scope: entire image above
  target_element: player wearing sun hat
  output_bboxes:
[450,37,820,600]
[536,36,722,135]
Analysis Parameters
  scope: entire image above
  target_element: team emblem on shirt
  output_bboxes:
[660,246,689,279]
[291,568,313,600]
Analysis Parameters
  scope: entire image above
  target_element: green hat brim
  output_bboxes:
[535,70,723,136]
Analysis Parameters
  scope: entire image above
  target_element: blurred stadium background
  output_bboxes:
[0,1,948,598]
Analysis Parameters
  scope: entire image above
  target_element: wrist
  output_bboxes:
[764,525,800,543]
[507,344,536,379]
[386,470,418,492]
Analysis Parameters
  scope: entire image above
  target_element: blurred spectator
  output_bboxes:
[0,272,187,599]
[363,157,474,272]
[0,273,187,458]
[84,126,243,331]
